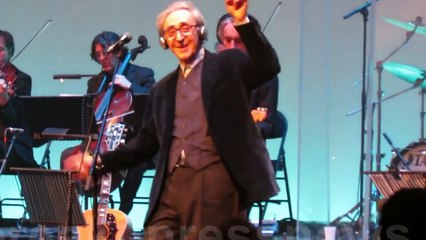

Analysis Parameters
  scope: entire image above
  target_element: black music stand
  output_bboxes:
[11,167,86,239]
[20,95,96,138]
[20,95,96,169]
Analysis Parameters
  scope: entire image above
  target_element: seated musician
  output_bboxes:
[61,31,155,215]
[215,13,284,139]
[0,30,39,173]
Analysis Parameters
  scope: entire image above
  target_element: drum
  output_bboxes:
[390,141,426,171]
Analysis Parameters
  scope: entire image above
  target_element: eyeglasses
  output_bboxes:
[163,23,197,40]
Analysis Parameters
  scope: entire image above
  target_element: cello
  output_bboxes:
[62,35,149,187]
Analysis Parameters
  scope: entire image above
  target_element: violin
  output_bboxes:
[0,63,18,97]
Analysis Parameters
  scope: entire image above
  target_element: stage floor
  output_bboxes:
[0,219,375,240]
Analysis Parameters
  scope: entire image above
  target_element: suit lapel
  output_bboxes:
[162,68,179,147]
[201,51,217,119]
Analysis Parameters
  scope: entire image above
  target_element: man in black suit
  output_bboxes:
[215,13,284,139]
[0,30,39,173]
[99,0,280,239]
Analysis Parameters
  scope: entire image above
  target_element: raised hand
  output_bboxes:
[225,0,248,23]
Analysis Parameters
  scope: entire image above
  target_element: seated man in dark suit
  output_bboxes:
[215,13,285,220]
[215,13,284,139]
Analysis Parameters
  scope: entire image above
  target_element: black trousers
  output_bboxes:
[119,160,154,214]
[144,161,241,240]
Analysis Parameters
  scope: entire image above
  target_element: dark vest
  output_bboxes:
[168,61,220,172]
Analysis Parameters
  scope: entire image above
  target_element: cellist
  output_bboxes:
[0,29,39,173]
[61,31,156,215]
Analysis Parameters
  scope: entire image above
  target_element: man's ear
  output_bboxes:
[215,42,225,53]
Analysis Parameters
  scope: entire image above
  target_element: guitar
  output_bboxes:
[77,123,132,240]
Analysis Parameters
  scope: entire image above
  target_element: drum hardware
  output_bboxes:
[382,132,410,170]
[346,71,425,155]
[388,141,426,172]
[351,15,422,88]
[343,15,425,237]
[383,62,426,141]
[382,62,426,87]
[383,16,426,36]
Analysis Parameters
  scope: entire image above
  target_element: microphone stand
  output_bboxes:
[343,1,377,236]
[86,40,149,239]
[86,54,121,239]
[346,5,369,224]
[421,88,425,141]
[0,130,20,180]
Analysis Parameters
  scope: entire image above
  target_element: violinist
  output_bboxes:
[0,30,39,173]
[61,31,155,215]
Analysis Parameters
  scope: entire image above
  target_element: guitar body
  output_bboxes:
[77,208,132,240]
[61,142,127,193]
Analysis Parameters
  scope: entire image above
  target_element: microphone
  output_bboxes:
[107,33,132,53]
[53,74,82,79]
[383,132,410,170]
[383,132,393,145]
[6,127,24,134]
[53,74,93,80]
[343,0,381,20]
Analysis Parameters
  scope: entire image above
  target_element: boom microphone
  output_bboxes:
[6,127,24,134]
[107,32,132,53]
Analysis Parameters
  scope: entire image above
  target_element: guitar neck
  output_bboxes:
[97,173,112,226]
[97,123,126,226]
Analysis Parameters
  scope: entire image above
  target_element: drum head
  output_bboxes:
[391,141,426,171]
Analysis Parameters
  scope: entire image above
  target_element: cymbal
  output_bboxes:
[383,61,426,87]
[383,17,426,35]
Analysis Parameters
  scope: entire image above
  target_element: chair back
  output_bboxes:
[271,111,288,172]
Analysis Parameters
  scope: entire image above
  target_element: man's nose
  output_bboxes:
[97,53,106,62]
[176,30,185,41]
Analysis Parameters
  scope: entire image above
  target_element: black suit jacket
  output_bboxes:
[101,19,281,226]
[250,76,285,139]
[87,63,155,136]
[0,64,37,170]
